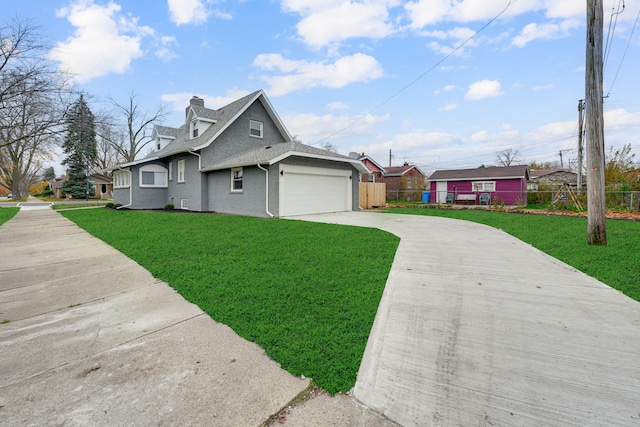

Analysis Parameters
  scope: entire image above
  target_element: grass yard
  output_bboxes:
[59,209,399,394]
[0,207,19,226]
[387,207,640,302]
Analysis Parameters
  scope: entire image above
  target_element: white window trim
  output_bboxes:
[249,120,263,138]
[368,174,374,183]
[472,181,496,192]
[231,167,243,192]
[139,164,168,188]
[113,169,130,189]
[180,198,188,210]
[177,160,185,183]
[168,162,173,181]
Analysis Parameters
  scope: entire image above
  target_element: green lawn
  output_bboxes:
[0,207,19,226]
[387,207,640,301]
[59,209,399,394]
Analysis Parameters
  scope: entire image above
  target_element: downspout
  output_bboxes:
[257,163,274,218]
[116,167,133,209]
[188,149,202,170]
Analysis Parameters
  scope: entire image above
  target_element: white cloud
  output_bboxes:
[512,19,580,47]
[351,129,460,162]
[161,89,252,111]
[283,111,390,148]
[465,79,504,101]
[423,27,480,55]
[282,0,397,49]
[327,101,349,111]
[439,102,457,111]
[532,83,554,91]
[253,53,384,96]
[167,0,209,25]
[155,35,179,61]
[49,1,149,83]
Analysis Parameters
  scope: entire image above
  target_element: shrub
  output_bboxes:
[105,202,115,209]
[164,204,174,210]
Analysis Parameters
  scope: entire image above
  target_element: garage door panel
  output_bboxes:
[280,165,352,216]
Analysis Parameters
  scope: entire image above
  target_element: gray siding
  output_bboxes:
[207,166,270,218]
[113,187,130,206]
[166,155,207,211]
[200,101,286,168]
[130,162,168,209]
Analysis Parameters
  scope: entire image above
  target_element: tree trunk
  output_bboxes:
[585,0,607,245]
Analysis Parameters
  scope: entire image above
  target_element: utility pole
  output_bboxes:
[577,99,584,191]
[585,0,607,245]
[389,149,392,167]
[559,149,571,168]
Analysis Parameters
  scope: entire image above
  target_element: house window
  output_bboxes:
[250,120,263,138]
[231,167,243,192]
[168,162,173,181]
[178,160,185,183]
[407,177,412,188]
[113,170,130,188]
[139,164,168,188]
[191,120,199,138]
[156,138,161,150]
[181,199,188,210]
[368,174,374,183]
[472,181,496,192]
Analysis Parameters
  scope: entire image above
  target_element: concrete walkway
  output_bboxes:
[294,212,640,427]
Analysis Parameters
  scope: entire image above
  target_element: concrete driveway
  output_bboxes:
[293,212,640,427]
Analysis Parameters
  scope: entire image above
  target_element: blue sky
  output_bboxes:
[6,0,640,175]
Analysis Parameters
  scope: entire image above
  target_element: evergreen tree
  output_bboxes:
[62,95,97,199]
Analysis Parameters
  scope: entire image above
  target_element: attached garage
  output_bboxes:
[279,164,352,216]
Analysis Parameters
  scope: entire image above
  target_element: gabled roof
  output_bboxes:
[201,141,369,174]
[358,154,386,173]
[384,164,425,177]
[429,165,529,181]
[152,125,180,139]
[529,168,573,179]
[106,90,295,171]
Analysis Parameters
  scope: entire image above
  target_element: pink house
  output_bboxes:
[429,165,530,205]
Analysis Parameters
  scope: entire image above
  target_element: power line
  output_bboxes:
[606,4,639,97]
[313,0,515,145]
[603,0,625,73]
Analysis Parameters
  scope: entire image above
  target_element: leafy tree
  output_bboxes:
[41,166,56,181]
[62,95,97,199]
[605,144,638,191]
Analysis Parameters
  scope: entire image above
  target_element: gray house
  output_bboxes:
[109,90,368,218]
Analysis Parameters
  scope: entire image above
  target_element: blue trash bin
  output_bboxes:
[422,191,431,203]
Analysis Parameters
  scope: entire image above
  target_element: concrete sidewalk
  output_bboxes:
[294,212,640,427]
[1,209,394,426]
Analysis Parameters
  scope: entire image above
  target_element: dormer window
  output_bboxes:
[191,120,199,138]
[250,120,263,138]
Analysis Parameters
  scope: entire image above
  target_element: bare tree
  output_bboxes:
[495,148,521,167]
[0,18,71,198]
[93,113,124,171]
[107,93,167,162]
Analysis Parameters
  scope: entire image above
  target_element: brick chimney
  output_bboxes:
[186,96,205,119]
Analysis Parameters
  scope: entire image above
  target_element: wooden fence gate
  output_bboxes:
[359,182,386,208]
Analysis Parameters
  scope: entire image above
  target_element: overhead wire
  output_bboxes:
[606,4,638,97]
[312,0,514,145]
[603,0,625,73]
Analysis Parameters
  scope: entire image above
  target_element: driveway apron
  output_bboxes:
[293,212,640,427]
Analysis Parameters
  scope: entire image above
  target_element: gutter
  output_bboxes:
[257,164,274,218]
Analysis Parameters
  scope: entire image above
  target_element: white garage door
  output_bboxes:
[279,164,352,216]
